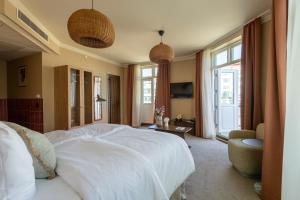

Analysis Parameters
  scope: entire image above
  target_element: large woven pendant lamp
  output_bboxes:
[67,0,115,48]
[149,30,174,64]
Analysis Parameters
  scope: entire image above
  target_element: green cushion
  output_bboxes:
[4,122,56,179]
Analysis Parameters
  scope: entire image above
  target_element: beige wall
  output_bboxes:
[260,20,271,119]
[42,48,123,132]
[0,60,7,98]
[7,53,42,98]
[170,59,196,119]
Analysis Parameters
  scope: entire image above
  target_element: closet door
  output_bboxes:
[54,66,69,130]
[70,68,81,128]
[108,74,121,124]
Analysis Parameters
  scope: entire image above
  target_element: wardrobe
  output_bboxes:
[54,65,93,130]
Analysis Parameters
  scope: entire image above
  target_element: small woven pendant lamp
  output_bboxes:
[149,30,174,64]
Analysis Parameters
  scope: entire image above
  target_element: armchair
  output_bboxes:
[228,123,264,177]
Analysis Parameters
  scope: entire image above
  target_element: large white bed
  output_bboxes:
[34,124,195,200]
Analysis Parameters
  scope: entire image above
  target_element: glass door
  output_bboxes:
[70,68,81,127]
[214,64,241,138]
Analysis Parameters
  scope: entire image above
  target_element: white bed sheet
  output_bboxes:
[33,177,81,200]
[44,124,195,200]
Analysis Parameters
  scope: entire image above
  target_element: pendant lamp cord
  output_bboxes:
[92,0,94,9]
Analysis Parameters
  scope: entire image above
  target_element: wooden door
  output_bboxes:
[108,74,121,124]
[84,71,93,124]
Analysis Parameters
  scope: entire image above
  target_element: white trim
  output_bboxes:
[60,43,121,66]
[246,9,271,25]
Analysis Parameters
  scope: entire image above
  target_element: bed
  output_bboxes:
[34,124,195,200]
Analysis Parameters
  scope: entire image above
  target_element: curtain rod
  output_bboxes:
[244,9,271,26]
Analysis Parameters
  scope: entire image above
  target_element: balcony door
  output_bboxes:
[214,65,241,138]
[212,41,242,138]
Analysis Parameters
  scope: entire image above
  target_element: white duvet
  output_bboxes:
[46,124,195,200]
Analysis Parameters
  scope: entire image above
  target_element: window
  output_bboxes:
[212,40,242,138]
[216,50,228,66]
[212,42,242,68]
[141,66,158,104]
[142,68,152,77]
[231,43,242,61]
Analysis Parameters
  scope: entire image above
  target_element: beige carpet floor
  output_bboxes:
[185,135,260,200]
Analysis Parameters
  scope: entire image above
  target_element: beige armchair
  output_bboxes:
[228,123,264,177]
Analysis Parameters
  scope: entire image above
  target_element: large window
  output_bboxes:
[212,41,242,138]
[141,66,158,104]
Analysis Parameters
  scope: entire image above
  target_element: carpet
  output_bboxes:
[185,134,260,200]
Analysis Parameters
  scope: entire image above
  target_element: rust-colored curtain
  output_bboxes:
[195,51,204,137]
[240,18,263,130]
[155,62,171,118]
[126,64,135,126]
[262,0,287,199]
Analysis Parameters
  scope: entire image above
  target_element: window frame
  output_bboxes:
[212,41,242,69]
[141,65,158,104]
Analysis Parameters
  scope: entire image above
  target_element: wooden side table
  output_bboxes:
[148,124,192,147]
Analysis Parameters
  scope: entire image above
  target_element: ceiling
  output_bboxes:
[19,0,271,64]
[0,21,42,61]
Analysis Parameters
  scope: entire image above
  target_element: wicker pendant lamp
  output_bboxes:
[67,0,115,48]
[149,30,174,64]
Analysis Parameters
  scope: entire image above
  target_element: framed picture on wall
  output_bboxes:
[18,66,27,87]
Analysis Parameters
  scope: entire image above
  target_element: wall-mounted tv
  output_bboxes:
[170,82,193,98]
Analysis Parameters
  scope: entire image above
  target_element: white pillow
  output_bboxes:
[0,122,36,200]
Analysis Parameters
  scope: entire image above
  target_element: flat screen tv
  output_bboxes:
[170,82,193,98]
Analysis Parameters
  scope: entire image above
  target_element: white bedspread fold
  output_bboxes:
[54,137,168,200]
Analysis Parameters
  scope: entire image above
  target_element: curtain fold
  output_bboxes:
[201,49,216,139]
[240,18,263,130]
[132,65,142,127]
[262,0,287,199]
[195,51,204,137]
[126,64,135,126]
[155,62,171,118]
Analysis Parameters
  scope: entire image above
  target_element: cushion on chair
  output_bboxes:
[228,130,256,139]
[256,123,264,140]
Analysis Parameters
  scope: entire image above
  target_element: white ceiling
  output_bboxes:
[0,21,42,61]
[19,0,271,64]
